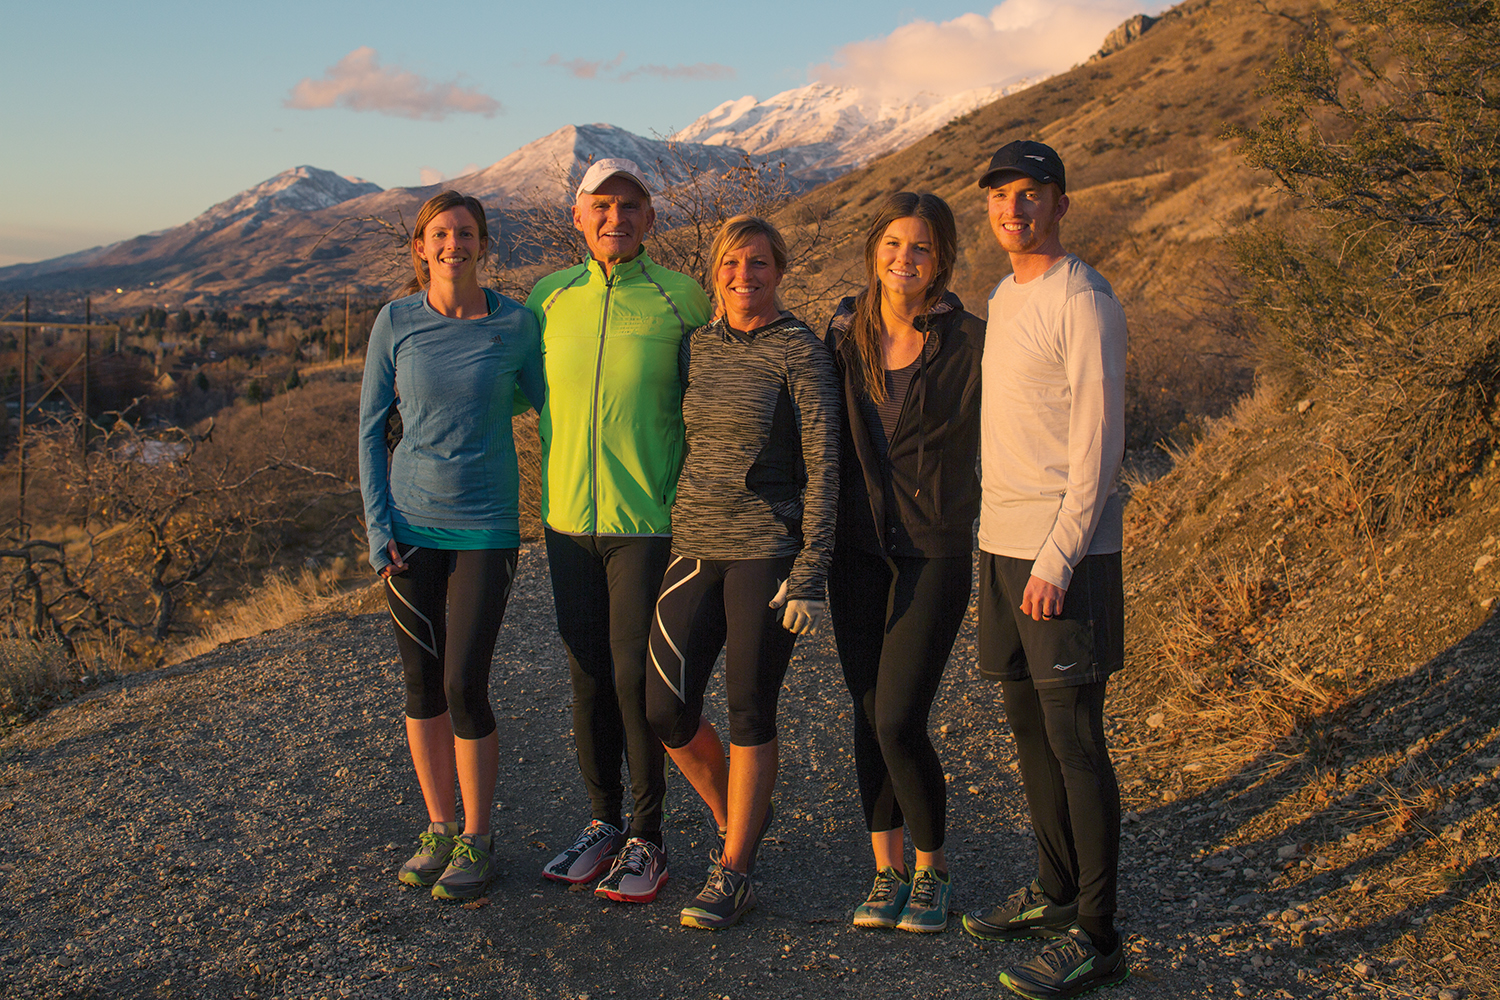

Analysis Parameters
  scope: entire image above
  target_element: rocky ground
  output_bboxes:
[0,535,1494,999]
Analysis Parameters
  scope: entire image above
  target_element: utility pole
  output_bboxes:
[343,291,350,364]
[17,294,27,542]
[82,297,91,453]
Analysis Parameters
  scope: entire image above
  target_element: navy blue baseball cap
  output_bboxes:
[978,140,1066,193]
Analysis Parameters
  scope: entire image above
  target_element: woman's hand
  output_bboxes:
[769,579,825,635]
[380,541,408,579]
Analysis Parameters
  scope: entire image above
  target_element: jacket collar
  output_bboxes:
[711,311,803,343]
[585,250,653,282]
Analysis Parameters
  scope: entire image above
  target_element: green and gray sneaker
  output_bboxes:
[963,879,1078,941]
[431,833,494,901]
[998,926,1129,999]
[397,821,460,887]
[897,866,951,933]
[680,850,755,930]
[852,867,911,929]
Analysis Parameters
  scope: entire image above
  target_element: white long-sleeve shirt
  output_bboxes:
[978,255,1127,590]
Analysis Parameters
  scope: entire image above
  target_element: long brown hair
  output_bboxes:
[706,214,789,319]
[842,192,958,402]
[402,191,491,296]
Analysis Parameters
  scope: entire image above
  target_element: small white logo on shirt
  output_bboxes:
[1052,661,1077,671]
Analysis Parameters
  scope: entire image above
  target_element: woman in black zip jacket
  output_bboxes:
[825,192,984,934]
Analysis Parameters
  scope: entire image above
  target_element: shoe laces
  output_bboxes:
[448,837,486,870]
[699,854,738,902]
[416,830,449,856]
[909,869,942,908]
[1006,881,1043,910]
[570,820,616,851]
[1033,930,1093,974]
[867,869,905,903]
[615,840,653,877]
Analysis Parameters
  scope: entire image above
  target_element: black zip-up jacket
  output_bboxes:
[825,291,985,559]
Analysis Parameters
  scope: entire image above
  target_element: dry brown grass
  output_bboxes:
[171,559,360,664]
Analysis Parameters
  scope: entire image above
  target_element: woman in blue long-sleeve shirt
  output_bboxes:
[358,191,544,901]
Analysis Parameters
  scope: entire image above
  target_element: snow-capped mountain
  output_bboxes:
[194,166,382,231]
[0,75,1038,302]
[454,123,751,209]
[671,81,1035,183]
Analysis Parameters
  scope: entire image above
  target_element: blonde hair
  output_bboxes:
[706,215,789,318]
[403,191,491,296]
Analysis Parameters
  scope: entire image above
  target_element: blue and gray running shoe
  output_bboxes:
[542,820,624,884]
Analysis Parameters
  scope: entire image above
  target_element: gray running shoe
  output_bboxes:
[852,867,911,929]
[998,925,1129,999]
[431,833,493,901]
[542,820,625,883]
[595,838,669,903]
[680,850,755,929]
[963,880,1079,941]
[397,822,459,887]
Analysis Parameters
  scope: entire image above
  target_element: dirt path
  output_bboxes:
[0,542,1484,999]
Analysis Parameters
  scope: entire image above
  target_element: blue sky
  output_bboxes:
[1,0,1171,267]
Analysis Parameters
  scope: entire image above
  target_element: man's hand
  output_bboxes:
[769,578,825,635]
[1020,575,1066,622]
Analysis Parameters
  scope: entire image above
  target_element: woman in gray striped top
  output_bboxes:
[644,215,840,930]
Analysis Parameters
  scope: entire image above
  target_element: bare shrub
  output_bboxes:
[1229,0,1500,526]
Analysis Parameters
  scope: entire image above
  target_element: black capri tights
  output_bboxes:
[645,555,796,749]
[384,546,517,740]
[830,548,971,853]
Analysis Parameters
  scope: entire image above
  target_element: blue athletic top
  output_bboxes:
[359,288,544,573]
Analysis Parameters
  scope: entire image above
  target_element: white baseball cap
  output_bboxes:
[574,158,652,200]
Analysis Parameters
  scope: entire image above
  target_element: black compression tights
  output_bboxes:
[1001,676,1120,928]
[385,546,517,740]
[830,548,971,853]
[544,529,671,839]
[645,555,797,749]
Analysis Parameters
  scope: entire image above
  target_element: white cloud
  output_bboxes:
[418,164,481,186]
[812,1,1163,100]
[287,47,501,121]
[544,53,734,84]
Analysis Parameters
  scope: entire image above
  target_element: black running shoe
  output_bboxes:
[998,926,1129,1000]
[680,850,755,929]
[963,879,1078,941]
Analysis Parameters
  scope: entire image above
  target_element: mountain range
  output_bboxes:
[0,16,1154,310]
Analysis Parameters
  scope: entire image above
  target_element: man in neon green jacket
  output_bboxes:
[528,159,711,904]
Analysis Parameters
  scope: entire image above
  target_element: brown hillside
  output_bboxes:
[779,0,1314,445]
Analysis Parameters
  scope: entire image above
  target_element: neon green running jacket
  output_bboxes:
[526,252,712,536]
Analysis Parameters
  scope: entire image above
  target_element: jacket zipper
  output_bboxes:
[590,266,615,535]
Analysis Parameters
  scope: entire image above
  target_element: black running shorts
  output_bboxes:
[977,551,1124,687]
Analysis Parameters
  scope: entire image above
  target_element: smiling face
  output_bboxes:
[414,206,486,287]
[875,215,937,304]
[987,174,1069,260]
[714,233,783,328]
[572,175,655,270]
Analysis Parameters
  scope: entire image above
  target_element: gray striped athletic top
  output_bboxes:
[671,314,842,602]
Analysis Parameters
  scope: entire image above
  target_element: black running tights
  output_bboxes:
[384,546,517,741]
[544,529,671,839]
[1000,676,1120,923]
[830,548,970,853]
[645,555,797,749]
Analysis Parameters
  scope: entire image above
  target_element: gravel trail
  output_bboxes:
[0,542,1473,999]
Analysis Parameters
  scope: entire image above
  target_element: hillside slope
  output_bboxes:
[778,0,1300,444]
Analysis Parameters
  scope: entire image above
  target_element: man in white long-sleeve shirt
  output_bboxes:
[960,140,1130,1000]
